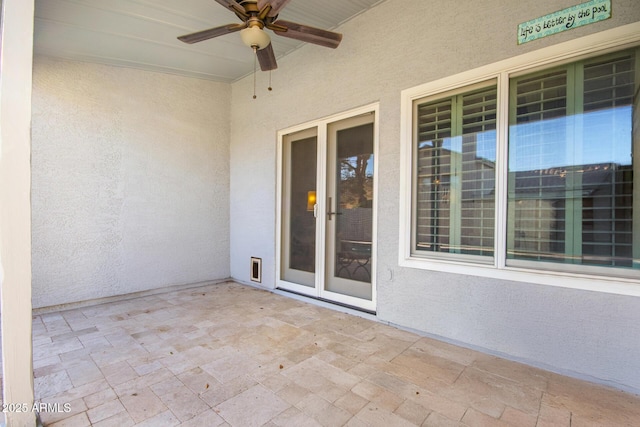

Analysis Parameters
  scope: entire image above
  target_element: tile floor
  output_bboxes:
[5,281,640,426]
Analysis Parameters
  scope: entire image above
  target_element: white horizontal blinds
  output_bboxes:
[416,99,452,252]
[460,89,497,256]
[508,49,637,268]
[508,70,569,262]
[581,52,635,267]
[415,85,497,257]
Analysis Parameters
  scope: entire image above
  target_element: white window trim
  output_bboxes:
[399,22,640,297]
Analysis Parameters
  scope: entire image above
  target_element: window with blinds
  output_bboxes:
[405,43,639,280]
[414,83,497,259]
[507,50,636,269]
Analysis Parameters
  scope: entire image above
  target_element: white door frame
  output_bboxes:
[276,103,379,312]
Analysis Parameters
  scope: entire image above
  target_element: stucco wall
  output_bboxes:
[229,0,640,392]
[31,57,231,308]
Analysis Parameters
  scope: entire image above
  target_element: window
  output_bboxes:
[414,82,497,262]
[508,52,636,271]
[401,32,640,286]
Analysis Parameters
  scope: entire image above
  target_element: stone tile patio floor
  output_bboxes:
[2,281,640,426]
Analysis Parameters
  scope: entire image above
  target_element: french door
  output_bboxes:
[277,105,377,311]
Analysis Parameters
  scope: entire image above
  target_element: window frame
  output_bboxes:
[399,22,640,296]
[411,79,498,264]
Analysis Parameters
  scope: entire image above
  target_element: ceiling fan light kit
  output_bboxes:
[240,26,271,50]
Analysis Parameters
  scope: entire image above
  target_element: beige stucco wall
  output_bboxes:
[31,57,231,308]
[229,0,640,392]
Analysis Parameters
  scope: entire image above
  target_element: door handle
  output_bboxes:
[327,197,342,220]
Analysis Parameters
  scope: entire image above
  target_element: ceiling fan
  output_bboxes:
[178,0,343,72]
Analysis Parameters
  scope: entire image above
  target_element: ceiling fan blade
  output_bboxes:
[214,0,249,19]
[257,0,292,17]
[214,0,235,7]
[178,23,245,44]
[256,43,278,71]
[270,20,342,49]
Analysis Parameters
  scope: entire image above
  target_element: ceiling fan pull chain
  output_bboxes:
[253,46,257,99]
[268,70,272,92]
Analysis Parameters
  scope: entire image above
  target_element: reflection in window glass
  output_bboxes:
[414,84,497,259]
[508,50,636,268]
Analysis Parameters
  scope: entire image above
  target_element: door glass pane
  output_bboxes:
[282,134,317,286]
[333,123,374,284]
[289,137,317,273]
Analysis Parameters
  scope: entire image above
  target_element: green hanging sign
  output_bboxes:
[517,0,611,44]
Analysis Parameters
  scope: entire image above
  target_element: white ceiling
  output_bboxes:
[34,0,384,83]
